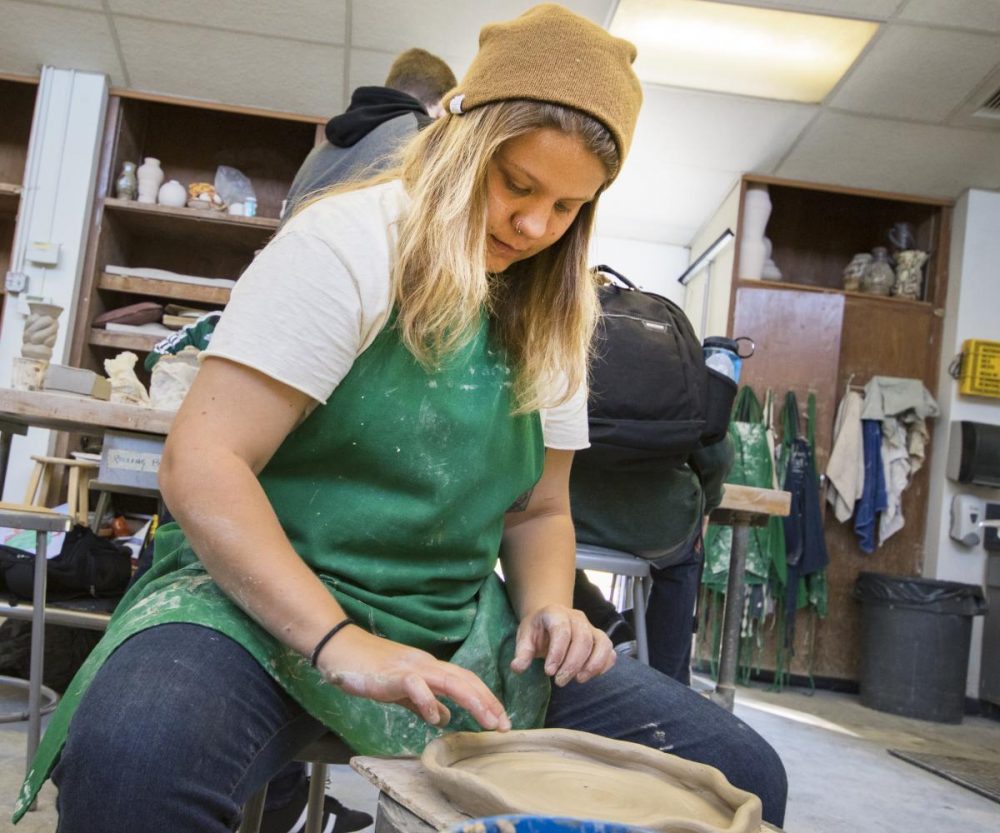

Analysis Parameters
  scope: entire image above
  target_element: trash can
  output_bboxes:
[854,572,988,723]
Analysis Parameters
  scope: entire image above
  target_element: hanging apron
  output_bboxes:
[15,313,547,821]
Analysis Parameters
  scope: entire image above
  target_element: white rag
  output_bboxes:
[861,377,940,545]
[825,391,865,523]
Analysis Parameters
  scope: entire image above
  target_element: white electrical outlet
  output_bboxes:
[5,270,28,292]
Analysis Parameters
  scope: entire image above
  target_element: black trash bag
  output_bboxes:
[1,525,132,602]
[854,572,988,617]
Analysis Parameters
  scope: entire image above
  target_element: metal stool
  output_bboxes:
[0,507,74,782]
[240,733,354,833]
[575,543,653,665]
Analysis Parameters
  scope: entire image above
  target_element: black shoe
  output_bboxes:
[260,779,373,833]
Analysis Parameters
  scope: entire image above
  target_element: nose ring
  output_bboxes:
[515,219,523,235]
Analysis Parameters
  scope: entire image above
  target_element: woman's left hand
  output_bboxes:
[509,604,615,686]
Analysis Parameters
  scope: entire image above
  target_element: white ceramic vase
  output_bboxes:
[21,301,63,361]
[738,185,772,279]
[137,157,164,204]
[158,179,187,207]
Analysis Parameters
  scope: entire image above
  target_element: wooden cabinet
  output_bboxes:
[707,175,952,683]
[69,93,323,377]
[0,75,38,326]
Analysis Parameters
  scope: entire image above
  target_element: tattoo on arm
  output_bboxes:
[507,487,534,513]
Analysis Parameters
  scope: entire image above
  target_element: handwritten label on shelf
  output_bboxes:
[106,449,161,474]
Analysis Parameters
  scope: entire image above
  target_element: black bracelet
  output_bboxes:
[309,617,357,668]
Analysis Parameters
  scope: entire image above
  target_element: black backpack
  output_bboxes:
[578,265,736,469]
[0,525,132,602]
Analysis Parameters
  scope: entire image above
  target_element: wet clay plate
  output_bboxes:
[421,729,762,833]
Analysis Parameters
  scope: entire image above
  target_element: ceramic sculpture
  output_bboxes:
[738,185,771,280]
[137,157,164,204]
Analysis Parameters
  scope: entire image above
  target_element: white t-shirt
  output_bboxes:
[204,180,589,450]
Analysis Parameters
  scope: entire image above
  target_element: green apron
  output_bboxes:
[15,313,547,822]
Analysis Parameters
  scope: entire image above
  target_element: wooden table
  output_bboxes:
[709,484,791,711]
[351,756,783,833]
[0,388,174,494]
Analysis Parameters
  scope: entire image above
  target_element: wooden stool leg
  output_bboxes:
[67,467,80,525]
[23,461,45,506]
[77,470,93,527]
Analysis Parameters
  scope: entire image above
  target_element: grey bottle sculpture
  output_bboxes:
[115,161,138,200]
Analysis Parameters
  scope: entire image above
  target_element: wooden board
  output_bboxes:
[0,389,174,436]
[733,286,844,475]
[718,484,790,518]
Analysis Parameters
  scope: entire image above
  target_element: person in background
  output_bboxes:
[571,439,733,684]
[284,47,456,216]
[17,6,785,831]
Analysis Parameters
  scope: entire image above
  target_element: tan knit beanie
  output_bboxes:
[444,3,643,164]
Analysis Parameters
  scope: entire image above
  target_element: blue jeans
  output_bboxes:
[52,624,786,831]
[645,536,704,685]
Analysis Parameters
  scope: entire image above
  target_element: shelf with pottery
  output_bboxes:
[733,174,949,305]
[732,278,938,311]
[68,92,322,380]
[103,196,279,230]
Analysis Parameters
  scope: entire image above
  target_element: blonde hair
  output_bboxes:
[300,101,619,413]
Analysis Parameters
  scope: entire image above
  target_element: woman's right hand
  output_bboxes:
[315,625,512,732]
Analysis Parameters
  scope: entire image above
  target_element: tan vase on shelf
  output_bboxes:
[137,157,164,204]
[892,249,928,300]
[861,247,894,296]
[842,253,872,292]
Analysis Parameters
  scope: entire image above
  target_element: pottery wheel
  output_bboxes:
[451,749,733,828]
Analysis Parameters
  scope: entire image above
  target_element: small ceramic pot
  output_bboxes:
[158,179,187,207]
[861,247,895,296]
[137,157,164,204]
[115,161,137,200]
[842,253,872,292]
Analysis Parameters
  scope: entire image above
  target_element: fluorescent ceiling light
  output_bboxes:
[611,0,878,103]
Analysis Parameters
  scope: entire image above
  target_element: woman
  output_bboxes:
[16,6,786,831]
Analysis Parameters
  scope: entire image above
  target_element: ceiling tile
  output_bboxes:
[0,0,123,82]
[19,0,104,8]
[114,17,343,116]
[598,162,740,245]
[716,0,904,20]
[829,24,1000,122]
[632,85,816,173]
[351,0,612,55]
[775,111,1000,197]
[900,0,1000,34]
[107,0,348,44]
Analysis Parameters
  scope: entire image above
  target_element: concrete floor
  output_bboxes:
[2,676,999,832]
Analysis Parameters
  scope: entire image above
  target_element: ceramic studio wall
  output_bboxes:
[923,188,1000,697]
[0,67,107,503]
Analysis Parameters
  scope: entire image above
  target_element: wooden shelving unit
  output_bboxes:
[69,93,322,377]
[0,76,38,327]
[697,174,953,686]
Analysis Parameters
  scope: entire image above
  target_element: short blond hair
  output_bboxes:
[385,49,456,112]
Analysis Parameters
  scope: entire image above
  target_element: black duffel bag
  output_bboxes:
[1,525,132,602]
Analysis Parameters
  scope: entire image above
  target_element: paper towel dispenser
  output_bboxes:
[947,421,1000,487]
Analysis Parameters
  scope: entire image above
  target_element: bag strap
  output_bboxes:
[593,264,637,290]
